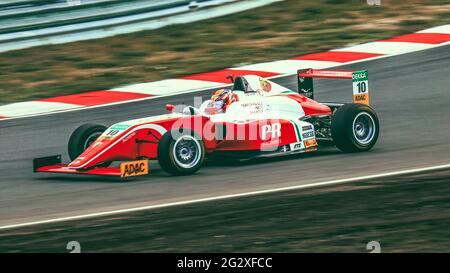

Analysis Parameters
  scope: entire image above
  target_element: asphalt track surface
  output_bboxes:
[0,45,449,227]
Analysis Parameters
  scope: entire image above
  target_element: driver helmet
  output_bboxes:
[209,88,237,113]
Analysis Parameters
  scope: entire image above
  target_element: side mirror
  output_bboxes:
[226,74,235,83]
[165,104,175,112]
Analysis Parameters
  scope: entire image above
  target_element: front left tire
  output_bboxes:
[68,123,107,161]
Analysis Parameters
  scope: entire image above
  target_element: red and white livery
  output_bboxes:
[34,69,379,177]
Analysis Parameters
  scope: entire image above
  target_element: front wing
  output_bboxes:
[33,155,148,177]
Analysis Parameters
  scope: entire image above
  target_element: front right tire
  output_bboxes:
[157,129,206,175]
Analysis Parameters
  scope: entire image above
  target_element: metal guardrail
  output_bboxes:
[0,1,116,18]
[0,0,281,53]
[0,0,230,40]
[0,1,192,32]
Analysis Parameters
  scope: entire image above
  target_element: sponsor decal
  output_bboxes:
[290,142,303,151]
[303,139,318,148]
[302,125,313,131]
[280,145,291,153]
[120,160,149,177]
[259,78,272,92]
[122,132,136,143]
[232,119,257,124]
[240,102,263,114]
[99,135,115,141]
[302,131,315,139]
[110,124,131,130]
[353,93,369,105]
[91,141,103,149]
[352,71,368,81]
[100,124,130,140]
[301,88,312,93]
[261,123,281,140]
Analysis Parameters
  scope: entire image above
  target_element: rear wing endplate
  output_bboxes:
[297,68,370,105]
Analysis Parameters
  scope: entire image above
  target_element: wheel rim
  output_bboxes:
[83,132,102,150]
[172,135,201,169]
[352,112,376,145]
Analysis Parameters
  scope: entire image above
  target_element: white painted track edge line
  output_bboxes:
[1,163,449,230]
[0,40,449,122]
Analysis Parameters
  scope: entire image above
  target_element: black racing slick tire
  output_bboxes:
[157,129,206,175]
[331,103,379,153]
[68,123,107,161]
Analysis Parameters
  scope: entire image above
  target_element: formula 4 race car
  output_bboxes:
[34,68,379,178]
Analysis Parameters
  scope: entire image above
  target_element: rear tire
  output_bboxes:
[331,104,379,152]
[157,129,205,175]
[68,124,109,166]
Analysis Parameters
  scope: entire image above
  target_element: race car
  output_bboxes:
[33,68,379,178]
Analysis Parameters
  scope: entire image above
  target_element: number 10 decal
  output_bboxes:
[356,81,367,93]
[352,70,370,105]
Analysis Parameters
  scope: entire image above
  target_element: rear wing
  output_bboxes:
[297,68,370,105]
